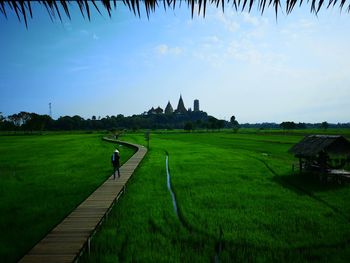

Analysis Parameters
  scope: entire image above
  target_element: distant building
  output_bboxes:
[147,107,156,115]
[155,106,163,114]
[165,101,173,114]
[147,96,201,115]
[148,106,163,114]
[194,99,199,112]
[176,95,187,114]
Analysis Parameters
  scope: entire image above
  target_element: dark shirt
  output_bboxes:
[112,152,120,167]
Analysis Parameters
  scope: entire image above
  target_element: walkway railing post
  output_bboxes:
[88,237,91,254]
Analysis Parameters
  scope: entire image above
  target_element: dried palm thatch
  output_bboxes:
[0,0,349,28]
[289,135,350,158]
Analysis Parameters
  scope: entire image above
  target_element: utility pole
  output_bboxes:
[145,130,150,149]
[49,103,52,118]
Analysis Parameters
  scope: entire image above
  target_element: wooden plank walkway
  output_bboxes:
[19,139,147,263]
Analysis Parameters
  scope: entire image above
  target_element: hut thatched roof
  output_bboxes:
[289,135,350,158]
[1,0,350,28]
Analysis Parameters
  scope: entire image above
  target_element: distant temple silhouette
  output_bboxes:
[175,95,187,114]
[194,99,199,112]
[147,95,201,115]
[165,101,173,114]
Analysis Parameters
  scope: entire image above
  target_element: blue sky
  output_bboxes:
[0,2,349,123]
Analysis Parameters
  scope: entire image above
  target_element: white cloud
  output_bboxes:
[227,40,263,64]
[215,11,240,32]
[80,29,89,35]
[192,50,224,67]
[206,35,220,43]
[171,46,182,55]
[79,30,99,40]
[156,44,168,55]
[242,12,260,26]
[280,18,317,41]
[64,22,72,31]
[297,19,316,29]
[155,44,183,56]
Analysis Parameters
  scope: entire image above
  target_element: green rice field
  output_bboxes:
[0,133,135,263]
[81,131,350,262]
[1,130,350,262]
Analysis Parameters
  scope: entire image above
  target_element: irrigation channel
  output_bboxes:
[165,154,223,262]
[165,154,179,218]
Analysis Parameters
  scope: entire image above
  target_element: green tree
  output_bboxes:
[184,122,193,132]
[0,112,4,130]
[195,119,203,129]
[321,121,329,130]
[216,120,225,131]
[25,113,53,131]
[230,115,240,133]
[280,121,296,130]
[8,113,21,127]
[18,111,31,126]
[207,116,218,131]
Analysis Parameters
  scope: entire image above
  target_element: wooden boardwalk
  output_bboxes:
[19,139,147,263]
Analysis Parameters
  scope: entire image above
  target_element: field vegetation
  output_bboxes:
[81,130,350,262]
[0,133,135,262]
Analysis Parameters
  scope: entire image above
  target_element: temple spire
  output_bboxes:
[165,101,174,114]
[176,94,187,114]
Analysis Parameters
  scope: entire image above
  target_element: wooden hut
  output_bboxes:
[289,135,350,178]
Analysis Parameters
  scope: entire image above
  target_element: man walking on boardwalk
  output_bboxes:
[111,149,120,179]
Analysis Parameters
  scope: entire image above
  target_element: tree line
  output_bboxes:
[0,111,232,132]
[1,111,346,132]
[240,121,350,130]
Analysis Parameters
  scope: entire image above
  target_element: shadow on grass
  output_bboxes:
[253,154,348,193]
[273,172,349,194]
[272,173,350,224]
[145,211,350,263]
[250,155,350,225]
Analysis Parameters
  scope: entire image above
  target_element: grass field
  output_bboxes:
[81,130,350,262]
[0,133,135,263]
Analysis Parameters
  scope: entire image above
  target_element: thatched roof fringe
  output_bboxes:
[289,135,350,157]
[0,0,349,28]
